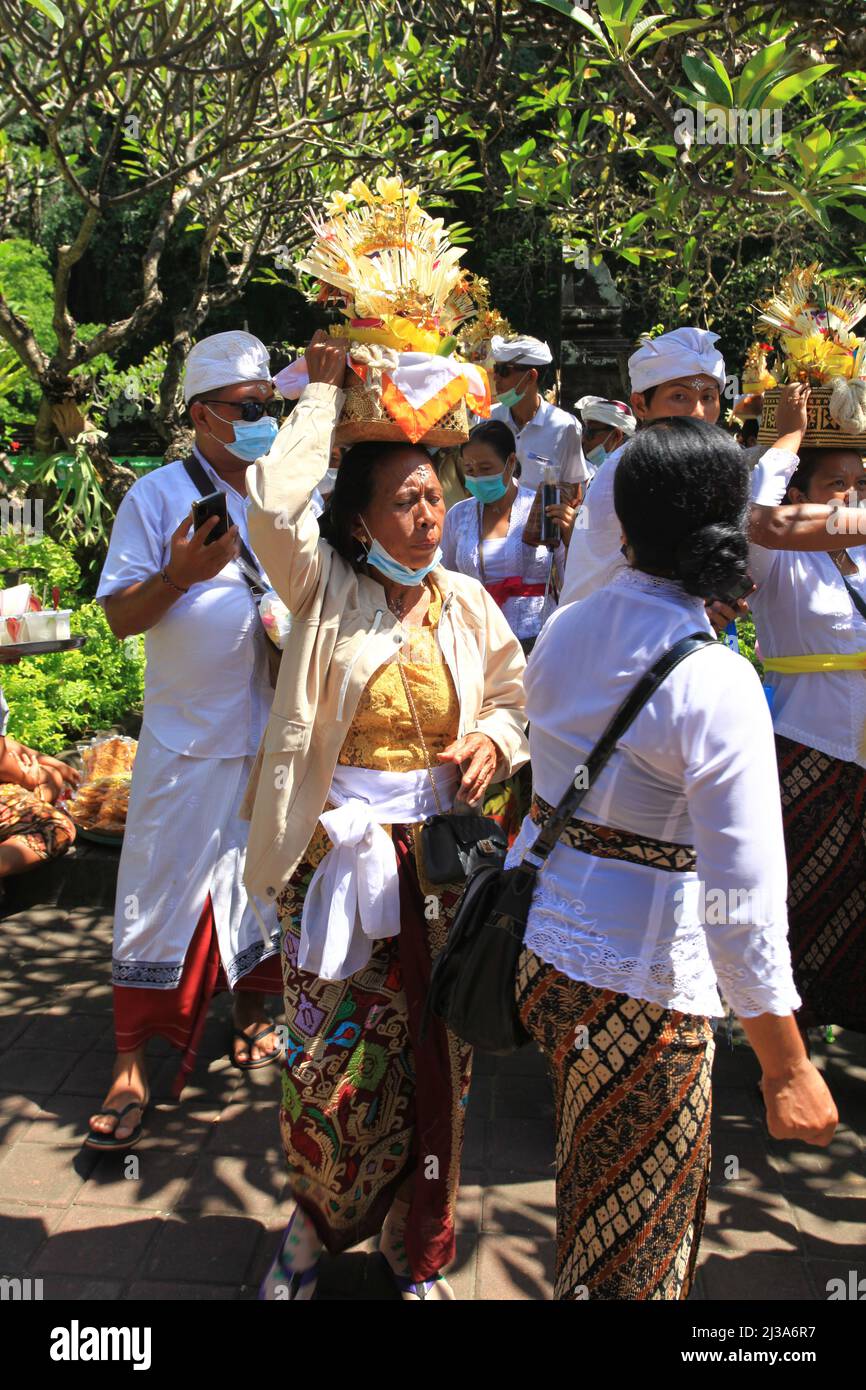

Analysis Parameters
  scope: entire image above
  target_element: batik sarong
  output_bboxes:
[276,824,471,1282]
[0,782,75,860]
[516,948,714,1301]
[776,733,866,1032]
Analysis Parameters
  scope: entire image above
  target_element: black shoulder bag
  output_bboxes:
[182,456,282,686]
[423,630,715,1054]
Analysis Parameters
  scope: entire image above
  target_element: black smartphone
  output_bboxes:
[191,491,229,546]
[714,572,754,607]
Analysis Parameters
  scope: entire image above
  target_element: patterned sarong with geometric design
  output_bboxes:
[515,948,714,1300]
[776,733,866,1032]
[530,793,697,872]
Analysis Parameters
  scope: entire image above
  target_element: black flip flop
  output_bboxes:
[230,1022,284,1071]
[84,1097,148,1151]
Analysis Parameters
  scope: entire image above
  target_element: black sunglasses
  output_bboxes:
[492,362,530,377]
[199,397,285,422]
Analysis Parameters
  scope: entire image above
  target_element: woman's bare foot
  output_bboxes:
[231,992,282,1065]
[88,1047,149,1143]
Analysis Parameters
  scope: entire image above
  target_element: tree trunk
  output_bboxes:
[49,394,137,513]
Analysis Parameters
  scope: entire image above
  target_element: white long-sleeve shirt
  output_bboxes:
[559,442,800,606]
[506,566,800,1018]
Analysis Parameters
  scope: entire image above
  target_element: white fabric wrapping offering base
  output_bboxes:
[273,353,488,413]
[299,763,458,982]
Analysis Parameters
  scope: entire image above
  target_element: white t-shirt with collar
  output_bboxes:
[96,448,273,759]
[489,398,588,491]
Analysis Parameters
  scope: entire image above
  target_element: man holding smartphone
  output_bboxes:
[88,331,287,1149]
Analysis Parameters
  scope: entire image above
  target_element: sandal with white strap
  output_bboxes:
[258,1211,321,1301]
[389,1270,456,1300]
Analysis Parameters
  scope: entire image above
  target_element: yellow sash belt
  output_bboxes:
[763,653,866,674]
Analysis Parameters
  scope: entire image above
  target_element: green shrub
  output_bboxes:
[0,533,144,752]
[0,237,56,427]
[736,613,764,678]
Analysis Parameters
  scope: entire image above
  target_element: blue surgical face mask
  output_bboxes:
[464,469,509,503]
[361,520,442,587]
[586,438,615,470]
[206,409,279,462]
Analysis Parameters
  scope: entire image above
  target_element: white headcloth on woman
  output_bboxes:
[628,328,726,394]
[183,330,272,403]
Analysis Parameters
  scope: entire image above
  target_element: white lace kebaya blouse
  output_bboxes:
[506,567,801,1018]
[441,484,564,642]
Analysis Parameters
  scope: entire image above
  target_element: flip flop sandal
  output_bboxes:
[258,1254,320,1302]
[84,1097,148,1151]
[258,1213,320,1301]
[390,1271,455,1301]
[231,1022,284,1071]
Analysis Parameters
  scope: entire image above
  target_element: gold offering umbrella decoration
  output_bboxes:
[748,264,866,446]
[295,175,484,354]
[456,286,514,371]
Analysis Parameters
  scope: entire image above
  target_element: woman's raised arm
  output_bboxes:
[246,333,347,616]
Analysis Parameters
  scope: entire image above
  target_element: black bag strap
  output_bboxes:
[843,574,866,625]
[523,630,715,870]
[182,455,266,598]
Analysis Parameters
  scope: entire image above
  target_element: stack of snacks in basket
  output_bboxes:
[66,735,137,836]
[277,176,492,446]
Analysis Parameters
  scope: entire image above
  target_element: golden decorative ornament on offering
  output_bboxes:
[750,265,866,446]
[293,176,491,444]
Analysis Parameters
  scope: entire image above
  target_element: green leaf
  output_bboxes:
[620,211,649,236]
[632,17,710,53]
[682,55,733,108]
[530,0,612,51]
[736,40,788,107]
[774,177,831,229]
[704,50,735,106]
[24,0,64,24]
[761,65,836,110]
[622,0,649,25]
[619,248,641,264]
[682,235,697,268]
[623,14,669,55]
[818,141,866,175]
[307,25,367,50]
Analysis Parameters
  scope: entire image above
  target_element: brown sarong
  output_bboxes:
[516,947,714,1300]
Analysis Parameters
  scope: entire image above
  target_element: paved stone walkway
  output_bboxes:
[0,903,864,1301]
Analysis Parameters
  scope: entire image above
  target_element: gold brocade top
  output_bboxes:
[338,578,459,771]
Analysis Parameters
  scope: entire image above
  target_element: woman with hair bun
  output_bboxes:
[749,444,866,1041]
[507,417,837,1301]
